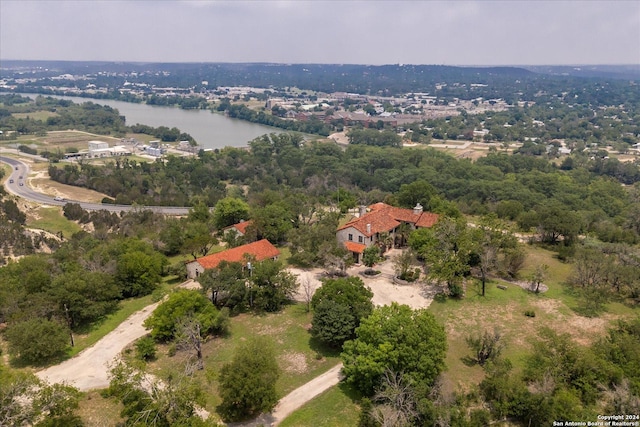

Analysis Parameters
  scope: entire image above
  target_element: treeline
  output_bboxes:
[216,99,332,135]
[0,95,127,136]
[6,62,639,108]
[47,134,640,241]
[0,94,195,142]
[145,94,208,110]
[407,102,639,146]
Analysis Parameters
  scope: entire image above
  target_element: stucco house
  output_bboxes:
[336,202,439,263]
[186,239,280,279]
[222,219,253,238]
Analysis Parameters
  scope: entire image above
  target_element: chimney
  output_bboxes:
[413,203,423,216]
[359,205,367,217]
[366,223,371,235]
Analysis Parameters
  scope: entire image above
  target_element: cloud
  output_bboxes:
[1,0,638,65]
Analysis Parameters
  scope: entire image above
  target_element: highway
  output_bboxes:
[0,156,190,215]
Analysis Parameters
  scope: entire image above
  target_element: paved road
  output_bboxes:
[0,155,190,215]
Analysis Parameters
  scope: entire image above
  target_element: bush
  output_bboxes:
[135,336,156,361]
[524,310,536,318]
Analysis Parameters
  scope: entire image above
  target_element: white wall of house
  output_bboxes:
[336,227,376,247]
[186,261,205,279]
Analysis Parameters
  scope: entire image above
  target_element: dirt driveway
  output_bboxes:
[36,302,160,390]
[289,249,434,310]
[36,280,202,391]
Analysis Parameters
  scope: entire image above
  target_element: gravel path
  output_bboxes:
[231,363,344,427]
[36,301,161,390]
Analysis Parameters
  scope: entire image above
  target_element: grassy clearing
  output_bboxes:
[76,390,124,427]
[27,206,82,238]
[145,303,342,416]
[427,244,637,392]
[279,383,361,427]
[12,111,59,121]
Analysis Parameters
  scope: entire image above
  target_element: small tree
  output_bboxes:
[218,337,280,421]
[301,276,315,312]
[135,336,157,362]
[466,329,505,366]
[393,249,418,281]
[370,370,419,427]
[363,246,380,270]
[530,264,549,293]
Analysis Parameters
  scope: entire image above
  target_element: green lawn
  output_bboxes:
[28,206,82,238]
[279,383,361,427]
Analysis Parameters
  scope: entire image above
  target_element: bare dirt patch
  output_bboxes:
[287,251,435,311]
[29,170,109,202]
[280,352,308,375]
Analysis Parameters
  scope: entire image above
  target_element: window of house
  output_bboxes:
[358,236,363,243]
[348,234,353,241]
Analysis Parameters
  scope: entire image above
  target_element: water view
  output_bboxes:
[20,94,280,149]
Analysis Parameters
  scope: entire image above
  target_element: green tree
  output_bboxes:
[362,245,380,270]
[143,289,228,341]
[396,180,437,209]
[0,365,82,427]
[218,337,280,421]
[49,270,120,329]
[466,329,505,366]
[409,217,471,297]
[196,260,245,308]
[310,276,374,347]
[536,200,582,245]
[105,360,209,427]
[249,259,298,312]
[5,318,69,364]
[135,336,157,361]
[213,197,250,229]
[251,203,295,243]
[116,249,164,297]
[341,303,447,396]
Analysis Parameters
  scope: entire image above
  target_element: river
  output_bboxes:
[18,94,280,149]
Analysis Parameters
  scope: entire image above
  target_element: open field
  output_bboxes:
[428,244,637,391]
[12,111,59,121]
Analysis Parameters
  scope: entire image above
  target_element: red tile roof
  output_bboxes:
[337,203,439,236]
[344,241,367,254]
[231,220,253,235]
[192,239,280,269]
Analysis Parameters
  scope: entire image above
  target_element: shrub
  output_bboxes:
[135,336,156,361]
[524,310,536,318]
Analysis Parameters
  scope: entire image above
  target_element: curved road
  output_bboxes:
[1,156,190,215]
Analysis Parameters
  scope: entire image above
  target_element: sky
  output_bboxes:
[1,0,639,66]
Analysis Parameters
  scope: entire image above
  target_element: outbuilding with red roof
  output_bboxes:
[186,239,280,279]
